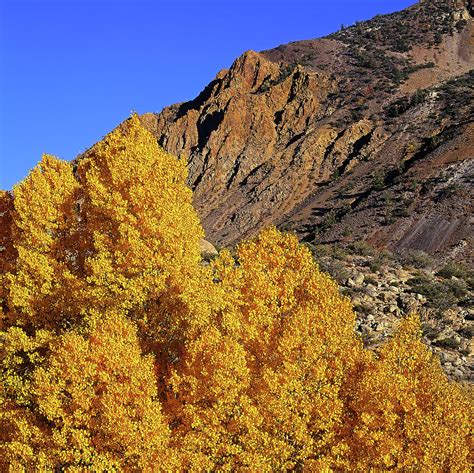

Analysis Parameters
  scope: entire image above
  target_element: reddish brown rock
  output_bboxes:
[110,0,474,262]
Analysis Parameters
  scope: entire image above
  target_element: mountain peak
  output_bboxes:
[128,1,474,262]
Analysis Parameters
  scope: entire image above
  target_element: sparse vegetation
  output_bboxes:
[319,208,338,231]
[386,89,429,117]
[348,240,375,256]
[401,250,436,269]
[437,261,474,288]
[407,268,470,312]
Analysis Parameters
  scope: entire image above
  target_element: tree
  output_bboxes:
[342,314,473,471]
[1,115,203,469]
[1,117,472,471]
[212,228,366,469]
[1,313,174,470]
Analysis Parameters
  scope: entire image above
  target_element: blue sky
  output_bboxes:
[0,0,415,189]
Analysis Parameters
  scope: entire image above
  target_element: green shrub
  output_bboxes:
[437,262,473,283]
[348,241,375,257]
[372,171,386,190]
[407,271,466,311]
[401,250,435,270]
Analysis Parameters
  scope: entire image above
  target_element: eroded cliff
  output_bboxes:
[130,0,473,261]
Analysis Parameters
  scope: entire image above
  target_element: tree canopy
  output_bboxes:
[1,116,472,471]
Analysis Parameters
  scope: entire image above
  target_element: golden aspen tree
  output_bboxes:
[1,114,209,359]
[1,313,174,470]
[1,116,205,470]
[170,228,368,470]
[1,117,472,471]
[75,115,211,360]
[342,313,473,472]
[222,228,369,470]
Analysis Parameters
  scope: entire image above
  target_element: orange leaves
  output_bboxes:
[12,154,79,250]
[345,313,473,471]
[1,117,472,470]
[30,313,173,470]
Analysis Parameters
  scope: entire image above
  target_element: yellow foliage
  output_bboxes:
[3,155,80,328]
[76,116,203,314]
[195,228,369,470]
[343,314,473,471]
[2,313,173,470]
[1,116,472,471]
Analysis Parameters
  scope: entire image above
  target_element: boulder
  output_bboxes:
[199,239,218,260]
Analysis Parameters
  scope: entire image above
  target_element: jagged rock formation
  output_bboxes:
[132,1,474,263]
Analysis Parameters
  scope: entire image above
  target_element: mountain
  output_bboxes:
[124,0,473,262]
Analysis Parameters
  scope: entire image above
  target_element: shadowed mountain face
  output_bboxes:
[136,0,473,261]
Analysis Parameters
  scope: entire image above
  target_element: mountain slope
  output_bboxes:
[135,0,473,261]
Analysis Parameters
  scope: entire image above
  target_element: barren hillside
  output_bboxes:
[121,0,473,262]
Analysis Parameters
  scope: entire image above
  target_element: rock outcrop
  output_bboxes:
[131,0,473,264]
[199,239,218,261]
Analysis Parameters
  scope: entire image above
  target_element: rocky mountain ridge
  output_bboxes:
[135,0,473,264]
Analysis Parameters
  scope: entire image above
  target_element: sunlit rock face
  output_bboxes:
[127,0,474,263]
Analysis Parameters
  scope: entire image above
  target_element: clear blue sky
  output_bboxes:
[0,0,415,189]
